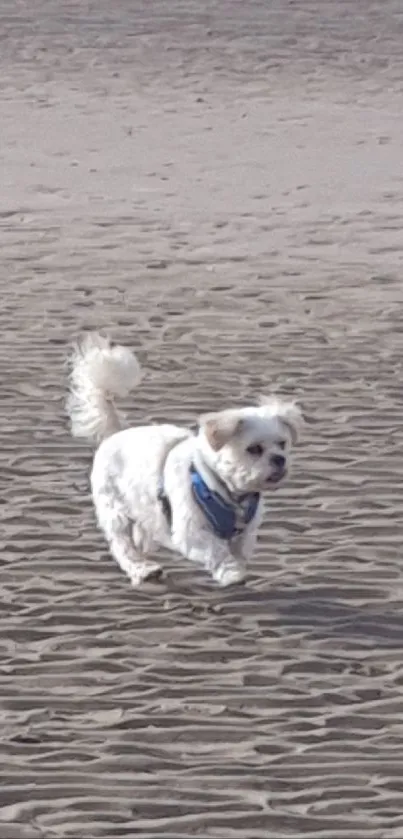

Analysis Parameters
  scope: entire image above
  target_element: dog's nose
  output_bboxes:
[271,453,285,470]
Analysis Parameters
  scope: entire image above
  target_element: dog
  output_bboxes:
[66,333,302,587]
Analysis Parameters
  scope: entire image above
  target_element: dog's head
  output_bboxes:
[198,397,302,495]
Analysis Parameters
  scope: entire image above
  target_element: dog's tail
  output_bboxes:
[66,333,141,445]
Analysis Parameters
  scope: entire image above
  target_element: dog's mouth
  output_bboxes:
[266,469,287,485]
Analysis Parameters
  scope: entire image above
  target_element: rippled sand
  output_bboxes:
[2,1,403,836]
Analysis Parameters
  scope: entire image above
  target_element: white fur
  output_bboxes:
[67,333,141,443]
[66,333,302,587]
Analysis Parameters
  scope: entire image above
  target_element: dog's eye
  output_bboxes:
[278,440,286,450]
[247,443,264,456]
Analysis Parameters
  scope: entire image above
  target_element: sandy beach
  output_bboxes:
[2,0,403,836]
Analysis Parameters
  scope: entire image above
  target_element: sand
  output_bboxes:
[2,0,403,836]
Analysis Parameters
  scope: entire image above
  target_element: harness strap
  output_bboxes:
[157,479,172,528]
[158,462,259,541]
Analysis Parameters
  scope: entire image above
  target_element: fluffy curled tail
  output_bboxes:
[66,333,141,444]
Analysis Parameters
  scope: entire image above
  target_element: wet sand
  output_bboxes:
[2,1,403,836]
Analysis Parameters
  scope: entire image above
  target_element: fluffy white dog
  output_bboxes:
[67,334,302,587]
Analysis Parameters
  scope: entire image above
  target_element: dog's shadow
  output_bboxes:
[159,568,403,650]
[270,584,403,649]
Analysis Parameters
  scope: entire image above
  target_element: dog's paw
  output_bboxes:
[130,560,162,587]
[214,562,246,588]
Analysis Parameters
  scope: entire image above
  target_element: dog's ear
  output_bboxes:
[259,396,303,444]
[199,410,244,451]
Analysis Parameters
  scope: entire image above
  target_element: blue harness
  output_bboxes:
[158,464,260,541]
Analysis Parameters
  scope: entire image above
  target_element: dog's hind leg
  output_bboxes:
[93,482,161,586]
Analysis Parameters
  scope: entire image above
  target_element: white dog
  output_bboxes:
[66,333,302,587]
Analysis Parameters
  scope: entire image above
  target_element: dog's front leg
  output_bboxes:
[171,519,245,587]
[231,520,259,564]
[231,501,262,564]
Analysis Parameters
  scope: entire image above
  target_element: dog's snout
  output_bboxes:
[271,453,285,470]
